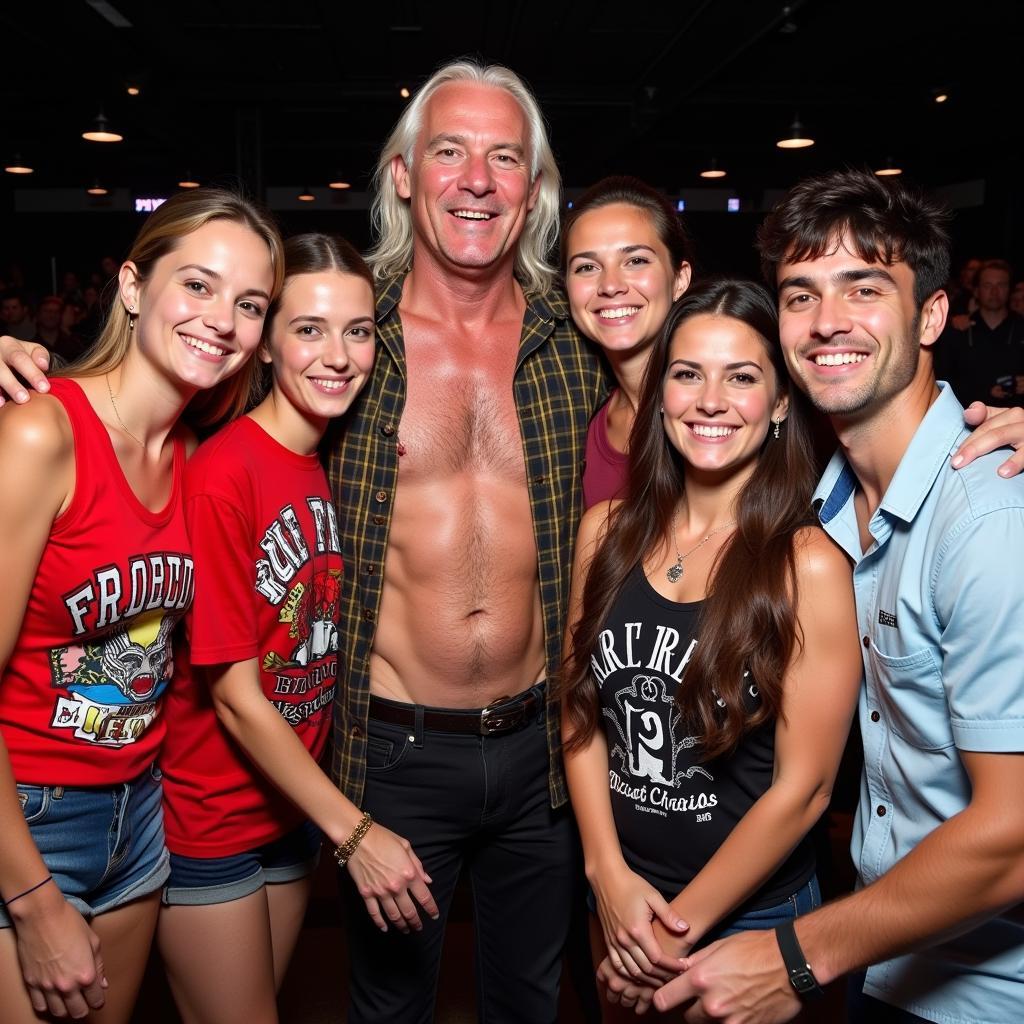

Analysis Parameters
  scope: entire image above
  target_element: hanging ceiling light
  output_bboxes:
[875,159,903,177]
[399,86,411,99]
[328,178,351,190]
[86,178,109,196]
[82,109,123,143]
[4,154,33,174]
[776,115,814,149]
[178,172,200,188]
[933,90,949,104]
[699,157,726,179]
[297,187,316,202]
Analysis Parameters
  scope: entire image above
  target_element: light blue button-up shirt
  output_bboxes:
[814,383,1024,1024]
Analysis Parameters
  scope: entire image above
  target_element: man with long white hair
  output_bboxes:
[326,60,606,1022]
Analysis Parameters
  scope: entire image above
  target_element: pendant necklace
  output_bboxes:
[666,512,736,583]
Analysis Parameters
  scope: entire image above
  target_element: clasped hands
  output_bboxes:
[591,865,693,1014]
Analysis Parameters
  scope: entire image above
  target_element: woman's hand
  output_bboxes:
[346,822,439,934]
[591,861,689,985]
[596,955,661,1015]
[12,885,107,1019]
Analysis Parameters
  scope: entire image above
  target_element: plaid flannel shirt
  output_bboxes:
[326,274,608,808]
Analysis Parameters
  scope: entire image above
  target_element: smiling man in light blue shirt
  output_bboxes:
[654,169,1024,1024]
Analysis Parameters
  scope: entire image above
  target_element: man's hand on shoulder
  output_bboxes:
[0,336,51,406]
[653,929,802,1024]
[952,402,1024,478]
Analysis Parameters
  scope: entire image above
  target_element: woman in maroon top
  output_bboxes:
[562,178,694,508]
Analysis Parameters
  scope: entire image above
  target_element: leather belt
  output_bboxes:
[368,685,544,736]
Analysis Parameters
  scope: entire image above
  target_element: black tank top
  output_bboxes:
[591,565,814,909]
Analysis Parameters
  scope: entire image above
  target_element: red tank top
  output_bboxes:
[0,378,192,785]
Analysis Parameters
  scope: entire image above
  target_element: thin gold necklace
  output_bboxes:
[666,513,735,583]
[105,373,146,449]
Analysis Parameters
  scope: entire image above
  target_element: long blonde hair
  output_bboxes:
[66,188,285,426]
[366,59,561,296]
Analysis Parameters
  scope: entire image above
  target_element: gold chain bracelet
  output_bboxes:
[333,811,374,867]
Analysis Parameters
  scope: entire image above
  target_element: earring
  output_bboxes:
[127,304,136,330]
[660,405,665,415]
[773,418,781,440]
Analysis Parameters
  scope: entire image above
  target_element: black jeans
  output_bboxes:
[340,689,575,1024]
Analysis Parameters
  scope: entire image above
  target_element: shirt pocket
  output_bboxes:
[868,643,954,751]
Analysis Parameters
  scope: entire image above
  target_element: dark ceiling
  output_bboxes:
[3,0,1022,201]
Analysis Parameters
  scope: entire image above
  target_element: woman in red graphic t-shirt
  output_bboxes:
[0,190,282,1023]
[157,234,437,1024]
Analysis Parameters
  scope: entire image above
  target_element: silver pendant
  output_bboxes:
[666,561,683,583]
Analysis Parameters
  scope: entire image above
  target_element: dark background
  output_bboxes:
[2,0,1022,291]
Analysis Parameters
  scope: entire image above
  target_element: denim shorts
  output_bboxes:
[586,874,820,945]
[162,819,322,906]
[0,763,169,928]
[700,875,821,944]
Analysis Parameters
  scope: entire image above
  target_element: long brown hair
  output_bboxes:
[563,278,818,760]
[61,188,285,427]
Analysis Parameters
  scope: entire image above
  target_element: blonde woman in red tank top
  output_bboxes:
[0,189,282,1024]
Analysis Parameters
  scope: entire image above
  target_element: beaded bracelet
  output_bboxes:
[333,812,374,867]
[2,875,54,907]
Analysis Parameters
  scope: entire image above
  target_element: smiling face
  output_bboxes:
[123,218,275,393]
[392,81,540,276]
[261,270,375,429]
[566,203,691,358]
[662,313,787,482]
[776,234,944,420]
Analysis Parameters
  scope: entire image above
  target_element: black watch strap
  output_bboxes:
[775,920,824,1000]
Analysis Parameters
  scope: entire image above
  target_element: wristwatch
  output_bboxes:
[775,920,824,1000]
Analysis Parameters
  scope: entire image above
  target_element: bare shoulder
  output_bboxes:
[792,525,853,590]
[577,498,621,550]
[0,391,73,463]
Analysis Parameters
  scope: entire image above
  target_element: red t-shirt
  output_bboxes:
[0,379,191,785]
[160,416,342,857]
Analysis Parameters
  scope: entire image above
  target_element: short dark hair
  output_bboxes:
[978,259,1012,280]
[757,169,951,308]
[561,175,694,276]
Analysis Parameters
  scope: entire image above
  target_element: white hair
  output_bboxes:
[367,59,561,296]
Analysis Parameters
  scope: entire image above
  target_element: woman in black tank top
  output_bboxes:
[561,279,861,1018]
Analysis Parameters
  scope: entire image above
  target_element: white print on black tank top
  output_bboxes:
[48,553,195,746]
[592,622,759,821]
[255,497,341,727]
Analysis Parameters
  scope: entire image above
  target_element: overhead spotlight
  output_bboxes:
[82,109,123,143]
[4,154,33,174]
[298,187,315,202]
[875,159,903,177]
[933,88,949,104]
[776,115,814,149]
[126,84,140,96]
[699,158,726,179]
[178,174,201,188]
[399,86,411,99]
[86,178,109,196]
[328,179,351,190]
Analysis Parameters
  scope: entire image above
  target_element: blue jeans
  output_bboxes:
[1,763,168,927]
[699,875,821,946]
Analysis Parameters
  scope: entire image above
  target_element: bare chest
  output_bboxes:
[399,318,525,481]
